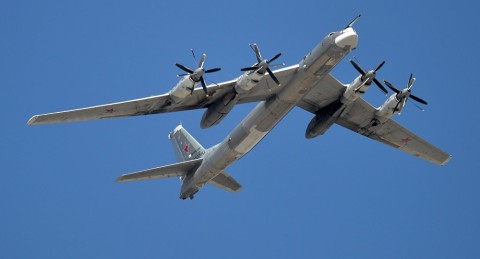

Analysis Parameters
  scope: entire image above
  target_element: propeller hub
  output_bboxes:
[257,60,268,73]
[191,68,205,82]
[363,70,376,84]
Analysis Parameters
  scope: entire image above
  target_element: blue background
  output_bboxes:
[1,0,478,258]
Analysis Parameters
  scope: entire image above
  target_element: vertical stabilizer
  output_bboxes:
[168,125,205,162]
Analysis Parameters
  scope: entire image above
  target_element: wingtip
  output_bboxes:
[440,155,453,166]
[27,115,38,126]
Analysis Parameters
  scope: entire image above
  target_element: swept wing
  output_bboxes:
[28,65,299,125]
[298,74,451,165]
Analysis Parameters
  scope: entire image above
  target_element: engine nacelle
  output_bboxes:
[305,101,344,139]
[168,76,194,104]
[234,71,264,94]
[341,75,370,105]
[376,94,402,120]
[201,91,239,129]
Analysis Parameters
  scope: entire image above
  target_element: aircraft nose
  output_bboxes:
[334,27,358,49]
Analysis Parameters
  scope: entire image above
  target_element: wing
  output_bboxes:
[297,74,451,165]
[297,73,347,113]
[208,171,242,192]
[28,80,236,125]
[27,65,299,125]
[116,158,203,182]
[335,98,451,165]
[237,64,299,103]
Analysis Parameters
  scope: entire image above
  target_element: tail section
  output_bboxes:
[168,125,206,162]
[168,124,242,193]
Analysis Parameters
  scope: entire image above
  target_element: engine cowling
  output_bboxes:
[201,91,239,129]
[234,72,264,94]
[341,75,370,104]
[169,76,194,104]
[305,101,344,139]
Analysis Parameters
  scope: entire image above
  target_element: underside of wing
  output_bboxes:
[296,73,450,165]
[28,80,236,125]
[28,94,170,125]
[116,158,203,182]
[336,98,451,165]
[28,64,299,126]
[296,73,346,113]
[237,65,300,104]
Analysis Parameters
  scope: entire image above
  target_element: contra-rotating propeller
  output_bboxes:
[175,50,221,97]
[349,59,388,94]
[240,43,283,86]
[383,73,428,108]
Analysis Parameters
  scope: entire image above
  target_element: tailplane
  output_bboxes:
[117,124,242,198]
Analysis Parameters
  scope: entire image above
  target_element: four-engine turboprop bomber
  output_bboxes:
[27,15,451,199]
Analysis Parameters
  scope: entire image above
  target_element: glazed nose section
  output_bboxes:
[335,27,358,49]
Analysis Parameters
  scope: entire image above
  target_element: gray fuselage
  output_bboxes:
[180,27,359,199]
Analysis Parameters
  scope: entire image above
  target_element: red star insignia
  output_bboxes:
[184,145,189,153]
[106,109,115,113]
[401,137,411,143]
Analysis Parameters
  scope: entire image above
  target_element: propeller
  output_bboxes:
[175,50,221,97]
[240,43,283,86]
[349,59,388,94]
[383,73,428,106]
[345,14,361,29]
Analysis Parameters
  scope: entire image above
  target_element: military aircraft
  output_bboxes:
[28,16,451,199]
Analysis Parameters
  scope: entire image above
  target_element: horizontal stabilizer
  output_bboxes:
[208,171,242,192]
[116,158,203,183]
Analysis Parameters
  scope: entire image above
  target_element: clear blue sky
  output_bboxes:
[1,0,478,258]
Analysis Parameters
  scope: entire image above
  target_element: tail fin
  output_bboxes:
[168,125,206,162]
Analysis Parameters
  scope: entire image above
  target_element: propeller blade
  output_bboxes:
[204,67,221,73]
[345,14,361,28]
[175,63,194,74]
[410,94,428,105]
[373,78,388,94]
[190,49,198,64]
[252,43,262,63]
[267,68,281,86]
[198,54,206,68]
[411,101,426,111]
[374,61,385,72]
[383,80,401,94]
[200,77,208,97]
[267,52,282,64]
[240,66,260,72]
[407,73,417,90]
[177,73,189,77]
[349,59,366,76]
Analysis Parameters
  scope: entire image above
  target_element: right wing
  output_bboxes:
[335,98,451,165]
[208,171,242,192]
[297,73,451,165]
[27,65,299,125]
[116,158,203,182]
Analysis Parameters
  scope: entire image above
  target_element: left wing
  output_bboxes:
[28,65,299,125]
[28,80,236,125]
[298,74,451,165]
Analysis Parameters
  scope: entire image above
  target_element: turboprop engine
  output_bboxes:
[168,51,221,104]
[200,43,283,129]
